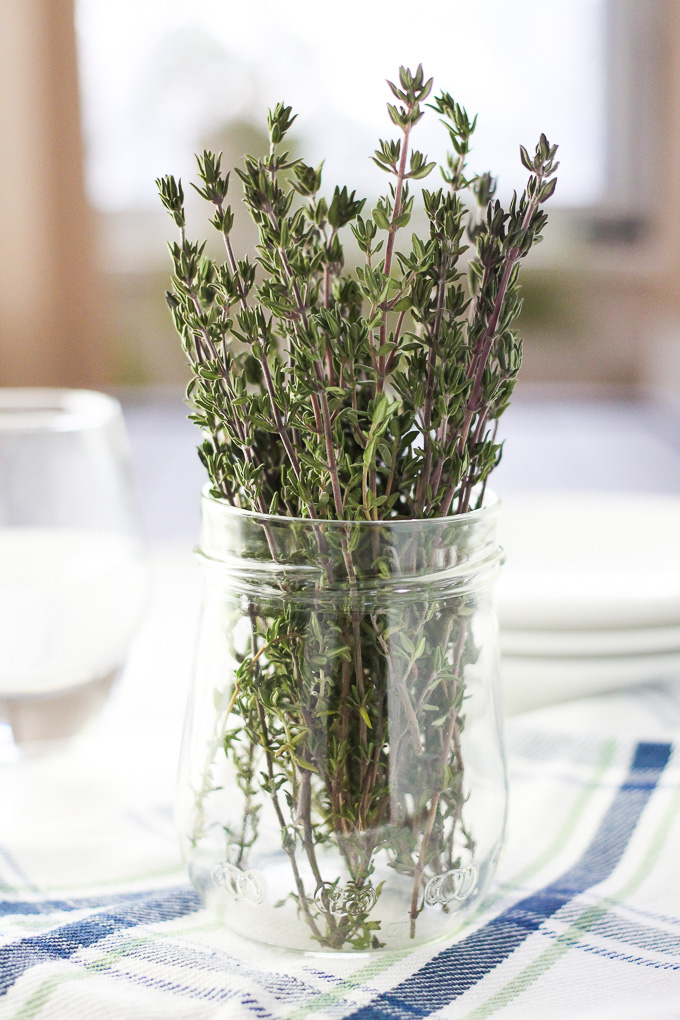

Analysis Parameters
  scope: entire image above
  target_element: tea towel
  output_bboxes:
[1,677,679,1020]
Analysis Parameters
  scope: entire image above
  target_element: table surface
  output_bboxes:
[2,386,680,1020]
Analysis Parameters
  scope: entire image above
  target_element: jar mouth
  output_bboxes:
[200,484,500,529]
[198,484,503,599]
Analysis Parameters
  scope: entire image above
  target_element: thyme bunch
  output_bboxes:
[160,66,557,951]
[158,64,557,523]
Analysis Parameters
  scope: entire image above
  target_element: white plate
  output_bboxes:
[502,650,680,714]
[500,624,680,658]
[496,492,680,631]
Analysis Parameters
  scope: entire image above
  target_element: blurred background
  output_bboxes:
[1,0,679,399]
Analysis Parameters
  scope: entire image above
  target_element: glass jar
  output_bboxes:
[177,491,506,952]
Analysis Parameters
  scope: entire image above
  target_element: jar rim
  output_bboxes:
[200,483,500,529]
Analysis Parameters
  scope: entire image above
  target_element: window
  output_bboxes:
[75,0,611,213]
[71,0,672,389]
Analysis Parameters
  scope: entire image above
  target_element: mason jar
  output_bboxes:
[177,490,507,952]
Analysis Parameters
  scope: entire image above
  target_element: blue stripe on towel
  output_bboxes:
[0,884,194,918]
[0,887,200,996]
[346,741,672,1020]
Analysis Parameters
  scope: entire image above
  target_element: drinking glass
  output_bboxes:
[0,388,149,752]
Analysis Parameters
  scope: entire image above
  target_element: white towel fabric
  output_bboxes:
[1,547,679,1019]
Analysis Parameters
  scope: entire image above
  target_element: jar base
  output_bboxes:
[187,851,494,954]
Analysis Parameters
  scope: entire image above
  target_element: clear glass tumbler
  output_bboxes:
[0,388,148,751]
[177,491,507,952]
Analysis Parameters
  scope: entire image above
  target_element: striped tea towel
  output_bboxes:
[1,681,680,1019]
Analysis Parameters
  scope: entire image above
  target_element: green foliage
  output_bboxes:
[157,63,557,522]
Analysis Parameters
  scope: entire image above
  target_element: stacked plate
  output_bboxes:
[495,492,680,714]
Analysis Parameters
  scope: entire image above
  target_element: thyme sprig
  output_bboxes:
[161,66,557,951]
